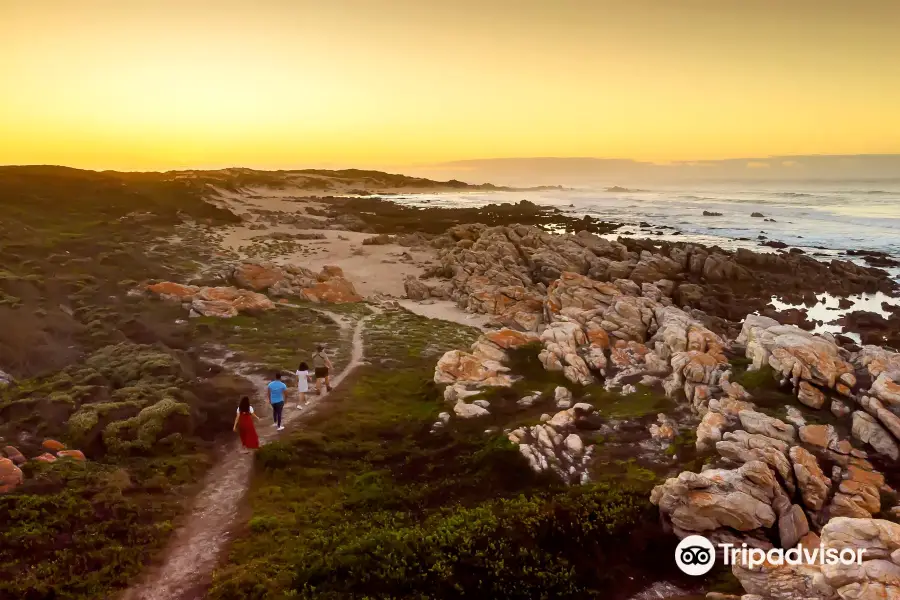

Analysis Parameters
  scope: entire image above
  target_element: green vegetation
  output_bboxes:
[0,341,244,455]
[589,383,673,419]
[190,308,348,375]
[0,166,249,599]
[0,455,209,600]
[210,365,660,600]
[208,311,675,599]
[364,309,481,362]
[732,364,779,391]
[0,165,238,378]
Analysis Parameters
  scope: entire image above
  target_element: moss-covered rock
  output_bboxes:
[103,398,192,455]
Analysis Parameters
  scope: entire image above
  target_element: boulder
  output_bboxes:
[829,470,882,519]
[790,446,831,512]
[483,328,540,350]
[191,298,239,318]
[650,460,782,533]
[852,411,900,460]
[300,277,362,303]
[470,338,509,363]
[798,381,826,409]
[857,346,900,379]
[42,439,65,452]
[732,515,900,599]
[233,261,285,291]
[434,350,514,387]
[443,382,482,403]
[799,424,839,450]
[0,458,23,494]
[717,430,794,494]
[778,504,811,549]
[57,449,86,461]
[871,371,900,408]
[2,446,26,466]
[859,395,900,442]
[739,318,856,397]
[696,411,728,452]
[453,400,489,419]
[732,560,833,600]
[513,421,594,485]
[739,410,796,444]
[538,320,595,385]
[229,291,277,313]
[785,406,807,428]
[148,284,275,316]
[652,305,728,361]
[831,399,852,418]
[146,282,200,301]
[555,386,573,408]
[720,374,752,402]
[649,413,677,444]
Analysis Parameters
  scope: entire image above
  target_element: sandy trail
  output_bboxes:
[120,308,374,600]
[397,299,491,330]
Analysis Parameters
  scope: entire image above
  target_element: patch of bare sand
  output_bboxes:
[397,299,492,330]
[209,185,331,215]
[219,225,438,298]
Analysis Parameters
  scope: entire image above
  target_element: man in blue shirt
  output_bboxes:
[267,372,288,431]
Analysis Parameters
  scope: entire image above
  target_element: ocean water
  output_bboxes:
[373,180,900,282]
[371,182,900,334]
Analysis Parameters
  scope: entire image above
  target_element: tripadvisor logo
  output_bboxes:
[675,535,716,576]
[675,534,868,576]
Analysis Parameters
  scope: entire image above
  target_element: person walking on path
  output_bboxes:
[312,345,333,395]
[233,396,260,452]
[267,372,287,431]
[295,361,310,408]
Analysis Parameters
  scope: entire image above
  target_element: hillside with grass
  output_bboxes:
[0,167,351,599]
[207,310,678,600]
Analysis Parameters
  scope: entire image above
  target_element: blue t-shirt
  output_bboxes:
[267,380,287,404]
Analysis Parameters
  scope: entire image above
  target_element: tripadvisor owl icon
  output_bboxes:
[675,535,716,576]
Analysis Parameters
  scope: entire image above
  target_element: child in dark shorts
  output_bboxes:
[312,344,333,395]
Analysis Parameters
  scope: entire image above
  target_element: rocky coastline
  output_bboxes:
[411,221,900,599]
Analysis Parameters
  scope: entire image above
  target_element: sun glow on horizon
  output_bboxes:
[3,0,900,171]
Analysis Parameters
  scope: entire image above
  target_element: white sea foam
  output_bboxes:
[373,181,900,282]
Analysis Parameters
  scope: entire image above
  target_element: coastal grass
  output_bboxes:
[0,453,210,600]
[209,363,662,600]
[189,308,348,376]
[0,167,251,600]
[208,311,676,600]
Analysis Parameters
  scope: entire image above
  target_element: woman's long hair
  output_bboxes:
[239,396,251,414]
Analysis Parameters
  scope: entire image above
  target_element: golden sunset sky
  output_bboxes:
[2,0,899,171]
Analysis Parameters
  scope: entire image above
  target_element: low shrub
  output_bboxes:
[0,454,209,600]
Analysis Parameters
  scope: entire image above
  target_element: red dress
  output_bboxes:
[238,412,259,449]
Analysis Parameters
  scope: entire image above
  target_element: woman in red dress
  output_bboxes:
[233,396,260,452]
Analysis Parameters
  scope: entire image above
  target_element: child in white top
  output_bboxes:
[295,361,310,408]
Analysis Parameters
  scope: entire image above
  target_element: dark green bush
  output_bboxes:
[0,455,209,600]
